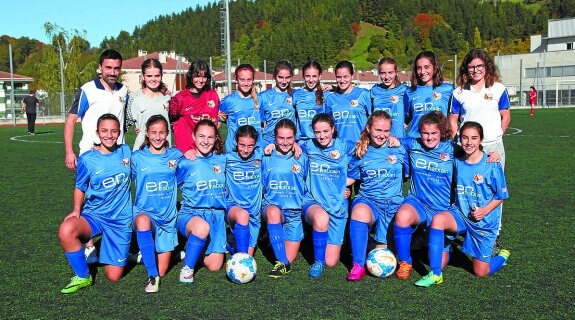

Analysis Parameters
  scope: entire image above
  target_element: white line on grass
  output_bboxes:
[505,127,569,138]
[10,133,63,144]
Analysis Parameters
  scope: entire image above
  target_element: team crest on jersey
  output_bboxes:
[484,91,493,100]
[390,95,399,103]
[213,165,222,174]
[119,96,125,103]
[473,174,484,184]
[350,100,359,106]
[330,150,341,159]
[162,103,169,111]
[207,100,216,108]
[286,97,292,104]
[168,160,177,170]
[253,160,261,168]
[432,92,442,100]
[122,158,130,167]
[387,155,397,164]
[254,104,260,111]
[291,164,301,173]
[439,153,450,161]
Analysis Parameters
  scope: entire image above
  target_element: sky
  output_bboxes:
[1,0,210,47]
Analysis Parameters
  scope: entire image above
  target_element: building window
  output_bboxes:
[568,43,573,50]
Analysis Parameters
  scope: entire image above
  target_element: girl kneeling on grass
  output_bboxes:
[59,114,132,294]
[131,115,183,293]
[414,122,510,287]
[176,119,227,284]
[262,119,308,277]
[225,125,263,257]
[346,110,408,282]
[301,113,355,279]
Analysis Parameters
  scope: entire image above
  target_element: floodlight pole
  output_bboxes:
[9,44,16,126]
[224,0,232,94]
[58,46,66,117]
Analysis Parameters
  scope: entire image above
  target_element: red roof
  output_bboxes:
[122,52,190,71]
[0,71,34,81]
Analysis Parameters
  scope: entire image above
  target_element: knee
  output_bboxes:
[58,220,78,242]
[325,257,339,268]
[474,267,490,278]
[104,269,123,282]
[134,214,151,230]
[312,214,329,232]
[265,206,282,224]
[394,209,413,227]
[205,263,223,272]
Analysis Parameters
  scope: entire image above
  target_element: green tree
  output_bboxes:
[473,27,482,48]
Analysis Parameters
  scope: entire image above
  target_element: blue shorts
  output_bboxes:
[402,195,454,228]
[262,205,304,242]
[302,201,347,246]
[352,197,401,245]
[177,209,227,255]
[448,207,498,262]
[134,213,177,253]
[83,214,132,267]
[226,204,261,248]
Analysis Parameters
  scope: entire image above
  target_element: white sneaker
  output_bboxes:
[179,265,194,284]
[84,246,99,264]
[145,276,160,293]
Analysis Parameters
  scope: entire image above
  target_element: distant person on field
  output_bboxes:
[63,49,128,264]
[21,90,40,134]
[529,86,537,116]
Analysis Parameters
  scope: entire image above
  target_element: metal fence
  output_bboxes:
[506,82,575,108]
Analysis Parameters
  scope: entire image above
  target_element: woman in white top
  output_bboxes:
[127,58,172,150]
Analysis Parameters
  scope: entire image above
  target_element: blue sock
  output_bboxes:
[65,248,90,278]
[489,255,506,275]
[137,230,158,277]
[394,223,413,264]
[312,230,328,264]
[268,223,288,264]
[184,233,206,269]
[234,223,250,254]
[429,228,444,276]
[350,220,369,266]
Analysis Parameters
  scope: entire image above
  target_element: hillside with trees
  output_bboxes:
[1,0,574,90]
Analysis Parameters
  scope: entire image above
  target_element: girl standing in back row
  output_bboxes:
[126,58,172,151]
[169,60,220,158]
[404,51,453,138]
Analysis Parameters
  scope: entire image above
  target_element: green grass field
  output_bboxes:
[1,108,574,319]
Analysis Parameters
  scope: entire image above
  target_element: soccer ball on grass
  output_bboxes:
[366,248,397,278]
[226,253,257,284]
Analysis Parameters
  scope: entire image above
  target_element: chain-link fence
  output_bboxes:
[506,82,575,108]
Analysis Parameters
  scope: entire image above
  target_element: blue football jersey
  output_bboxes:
[176,153,227,212]
[259,88,297,145]
[219,91,262,151]
[404,83,453,138]
[402,138,454,212]
[75,144,132,227]
[349,144,408,204]
[454,153,509,230]
[371,84,408,138]
[302,138,355,216]
[131,147,183,225]
[292,88,327,141]
[225,147,263,215]
[325,87,371,143]
[262,150,308,210]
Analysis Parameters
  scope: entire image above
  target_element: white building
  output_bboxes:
[495,18,575,107]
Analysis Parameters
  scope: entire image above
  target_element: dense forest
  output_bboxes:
[1,0,574,90]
